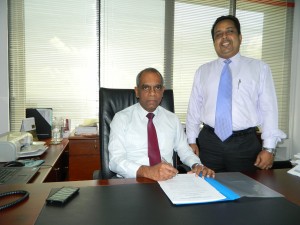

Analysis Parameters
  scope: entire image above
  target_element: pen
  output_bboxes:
[162,157,178,175]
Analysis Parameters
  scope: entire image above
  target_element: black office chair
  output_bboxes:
[93,87,185,180]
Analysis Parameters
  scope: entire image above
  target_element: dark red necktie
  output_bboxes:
[146,113,161,166]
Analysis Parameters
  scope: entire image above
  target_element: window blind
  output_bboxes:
[8,0,99,131]
[8,0,293,136]
[173,0,229,120]
[236,0,294,134]
[100,0,165,88]
[100,0,293,135]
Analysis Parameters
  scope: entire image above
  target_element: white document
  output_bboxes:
[158,174,226,205]
[288,164,300,177]
[19,142,48,158]
[20,117,36,132]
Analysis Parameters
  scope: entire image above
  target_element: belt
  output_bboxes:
[203,124,256,137]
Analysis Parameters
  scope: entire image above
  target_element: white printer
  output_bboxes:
[0,132,33,162]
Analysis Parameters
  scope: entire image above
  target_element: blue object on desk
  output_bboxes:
[205,177,240,201]
[19,159,45,167]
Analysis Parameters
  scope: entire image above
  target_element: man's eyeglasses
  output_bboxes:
[140,84,163,93]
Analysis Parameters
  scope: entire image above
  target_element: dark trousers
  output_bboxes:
[197,125,262,173]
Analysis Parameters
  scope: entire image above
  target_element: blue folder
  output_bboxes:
[204,177,240,202]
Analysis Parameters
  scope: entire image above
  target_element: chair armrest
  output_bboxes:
[176,164,191,174]
[93,170,102,180]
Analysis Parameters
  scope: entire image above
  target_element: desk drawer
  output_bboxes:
[69,155,99,180]
[69,139,99,155]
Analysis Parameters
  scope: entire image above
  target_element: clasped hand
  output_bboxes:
[188,164,215,178]
[254,150,274,170]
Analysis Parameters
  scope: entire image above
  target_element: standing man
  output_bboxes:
[109,67,215,181]
[186,15,286,172]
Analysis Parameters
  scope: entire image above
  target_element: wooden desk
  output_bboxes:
[1,169,299,225]
[68,134,100,181]
[244,169,300,206]
[0,178,150,225]
[29,139,69,183]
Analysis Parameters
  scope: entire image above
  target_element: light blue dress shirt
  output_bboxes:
[109,103,201,178]
[186,53,286,148]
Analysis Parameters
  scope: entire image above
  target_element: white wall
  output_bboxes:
[0,0,9,135]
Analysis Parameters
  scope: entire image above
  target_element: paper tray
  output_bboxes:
[19,143,48,158]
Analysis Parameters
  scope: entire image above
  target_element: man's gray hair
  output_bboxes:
[136,68,164,86]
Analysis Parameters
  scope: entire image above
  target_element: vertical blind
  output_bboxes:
[100,0,229,116]
[100,0,166,88]
[236,0,294,134]
[173,0,229,120]
[9,0,293,136]
[100,0,293,135]
[8,0,99,131]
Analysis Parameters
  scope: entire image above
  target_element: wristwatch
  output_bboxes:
[263,147,276,156]
[191,163,201,170]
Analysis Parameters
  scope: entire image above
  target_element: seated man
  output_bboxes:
[108,67,215,181]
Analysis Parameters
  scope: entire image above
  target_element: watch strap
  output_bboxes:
[191,163,201,169]
[263,147,276,156]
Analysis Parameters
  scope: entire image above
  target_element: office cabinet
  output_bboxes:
[44,149,69,182]
[68,134,100,181]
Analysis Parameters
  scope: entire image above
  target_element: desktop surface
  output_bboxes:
[34,183,299,225]
[1,169,300,225]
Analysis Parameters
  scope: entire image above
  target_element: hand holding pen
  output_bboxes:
[160,157,178,177]
[137,157,178,181]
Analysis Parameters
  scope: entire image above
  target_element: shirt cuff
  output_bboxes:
[187,138,197,144]
[263,138,278,149]
[126,162,142,178]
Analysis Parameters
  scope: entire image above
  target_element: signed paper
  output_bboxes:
[158,174,226,205]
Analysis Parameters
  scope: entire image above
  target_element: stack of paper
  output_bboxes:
[75,126,98,135]
[19,141,48,158]
[288,164,300,177]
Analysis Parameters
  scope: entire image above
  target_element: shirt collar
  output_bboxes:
[218,52,241,65]
[137,103,159,120]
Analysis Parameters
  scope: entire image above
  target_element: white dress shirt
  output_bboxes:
[109,103,201,178]
[186,53,286,148]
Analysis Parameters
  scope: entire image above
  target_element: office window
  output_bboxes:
[173,0,228,120]
[100,0,293,135]
[8,0,99,131]
[100,0,228,117]
[100,0,166,88]
[236,0,294,135]
[8,0,293,136]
